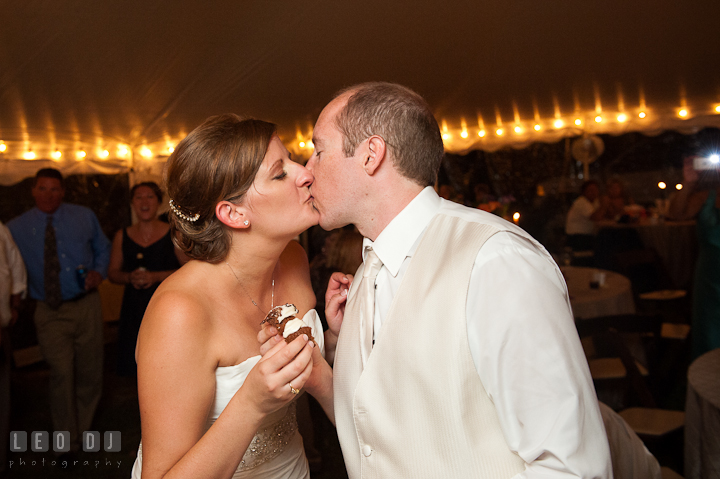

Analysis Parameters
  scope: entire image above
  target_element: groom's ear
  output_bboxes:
[215,201,249,229]
[363,135,387,176]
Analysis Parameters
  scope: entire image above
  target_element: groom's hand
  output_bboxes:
[324,272,353,364]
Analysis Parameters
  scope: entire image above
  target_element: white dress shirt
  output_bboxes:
[566,195,600,235]
[363,187,611,478]
[0,221,27,327]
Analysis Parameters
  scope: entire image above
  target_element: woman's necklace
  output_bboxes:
[138,223,154,244]
[225,262,275,316]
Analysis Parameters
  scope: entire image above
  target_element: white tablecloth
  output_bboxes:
[685,348,720,479]
[562,266,636,319]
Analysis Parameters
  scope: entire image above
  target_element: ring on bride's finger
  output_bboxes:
[289,384,300,395]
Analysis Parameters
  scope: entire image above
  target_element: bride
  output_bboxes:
[131,114,331,479]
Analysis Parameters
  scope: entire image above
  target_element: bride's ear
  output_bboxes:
[215,201,250,229]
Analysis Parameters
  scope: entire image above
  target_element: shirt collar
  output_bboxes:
[363,186,441,276]
[34,204,65,221]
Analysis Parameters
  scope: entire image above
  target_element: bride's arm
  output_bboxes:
[136,290,315,479]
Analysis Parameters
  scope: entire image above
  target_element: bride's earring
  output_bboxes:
[243,220,249,226]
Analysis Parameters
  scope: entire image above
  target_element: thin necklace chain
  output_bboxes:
[225,262,275,315]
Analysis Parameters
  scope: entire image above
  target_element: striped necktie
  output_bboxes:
[44,215,62,309]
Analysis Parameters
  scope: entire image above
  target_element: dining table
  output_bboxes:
[561,265,636,320]
[684,348,720,479]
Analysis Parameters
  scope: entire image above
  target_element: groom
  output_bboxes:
[271,82,611,478]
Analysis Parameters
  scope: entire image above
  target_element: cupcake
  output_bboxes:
[262,303,315,343]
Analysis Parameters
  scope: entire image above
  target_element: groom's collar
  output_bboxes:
[362,186,441,277]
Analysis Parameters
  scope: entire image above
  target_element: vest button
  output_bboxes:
[362,445,372,457]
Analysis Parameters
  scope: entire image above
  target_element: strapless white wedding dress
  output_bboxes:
[131,310,324,479]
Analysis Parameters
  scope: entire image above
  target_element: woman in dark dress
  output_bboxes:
[109,182,186,376]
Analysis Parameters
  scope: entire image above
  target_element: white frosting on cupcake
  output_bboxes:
[275,303,299,324]
[282,318,307,338]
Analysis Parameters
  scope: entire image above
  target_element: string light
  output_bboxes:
[117,145,130,158]
[441,120,451,140]
[5,99,720,161]
[676,184,683,190]
[658,181,667,189]
[512,212,520,223]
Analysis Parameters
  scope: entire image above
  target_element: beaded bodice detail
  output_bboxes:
[238,401,298,471]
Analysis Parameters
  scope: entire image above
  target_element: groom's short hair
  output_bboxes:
[333,82,444,187]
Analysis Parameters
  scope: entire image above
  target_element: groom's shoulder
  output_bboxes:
[437,200,511,230]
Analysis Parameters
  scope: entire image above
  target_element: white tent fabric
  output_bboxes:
[1,0,719,184]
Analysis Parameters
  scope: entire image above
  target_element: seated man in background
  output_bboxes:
[566,180,603,251]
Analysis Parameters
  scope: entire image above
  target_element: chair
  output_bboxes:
[575,314,685,441]
[576,314,662,408]
[613,248,676,297]
[593,228,644,273]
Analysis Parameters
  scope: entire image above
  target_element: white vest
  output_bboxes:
[334,214,526,479]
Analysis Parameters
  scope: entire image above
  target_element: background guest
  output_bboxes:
[599,178,631,221]
[0,220,26,479]
[565,179,603,250]
[108,182,186,377]
[7,167,111,456]
[668,156,720,358]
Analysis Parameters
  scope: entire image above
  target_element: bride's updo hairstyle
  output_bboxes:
[165,114,276,263]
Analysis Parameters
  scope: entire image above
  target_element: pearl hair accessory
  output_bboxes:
[168,199,200,222]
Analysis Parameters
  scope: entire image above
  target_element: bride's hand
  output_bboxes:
[243,334,314,417]
[257,325,329,392]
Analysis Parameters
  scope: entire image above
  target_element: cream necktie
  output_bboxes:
[352,247,383,367]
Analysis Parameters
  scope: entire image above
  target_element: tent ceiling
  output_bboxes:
[1,0,719,170]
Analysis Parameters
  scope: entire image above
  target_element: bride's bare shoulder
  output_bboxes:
[140,261,217,339]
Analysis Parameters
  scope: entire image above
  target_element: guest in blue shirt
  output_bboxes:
[8,167,110,456]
